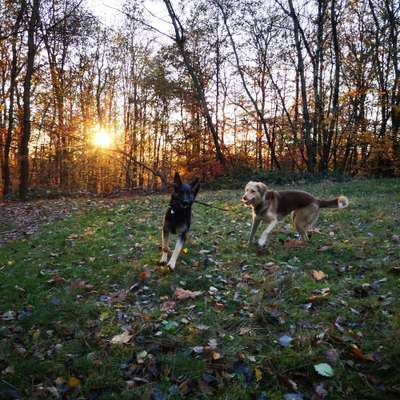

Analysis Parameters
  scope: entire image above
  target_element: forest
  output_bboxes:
[0,0,399,199]
[1,2,400,399]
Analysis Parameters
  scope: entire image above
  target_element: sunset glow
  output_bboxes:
[92,129,112,148]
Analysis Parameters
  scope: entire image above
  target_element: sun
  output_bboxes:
[93,129,112,148]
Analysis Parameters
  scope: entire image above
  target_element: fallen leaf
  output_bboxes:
[213,302,224,311]
[307,288,330,303]
[161,320,179,333]
[175,287,202,300]
[151,387,167,400]
[314,363,334,377]
[71,279,94,290]
[391,234,400,242]
[313,383,328,399]
[1,311,16,321]
[319,246,330,252]
[284,240,305,248]
[138,269,151,280]
[160,300,176,312]
[284,394,304,400]
[110,331,134,344]
[239,327,251,335]
[67,376,81,387]
[192,346,204,354]
[312,270,327,281]
[211,351,221,360]
[350,345,376,363]
[279,334,293,347]
[255,367,263,382]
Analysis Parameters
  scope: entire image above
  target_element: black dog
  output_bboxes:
[160,172,200,270]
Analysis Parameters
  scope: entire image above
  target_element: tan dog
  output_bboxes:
[241,181,349,248]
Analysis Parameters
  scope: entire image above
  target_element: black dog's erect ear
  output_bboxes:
[173,172,182,188]
[191,178,200,198]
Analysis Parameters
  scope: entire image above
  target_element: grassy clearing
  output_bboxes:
[1,179,400,399]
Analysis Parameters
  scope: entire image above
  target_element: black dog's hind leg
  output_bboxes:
[160,227,170,265]
[167,229,187,270]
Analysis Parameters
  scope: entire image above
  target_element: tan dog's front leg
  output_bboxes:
[248,216,261,245]
[257,219,278,248]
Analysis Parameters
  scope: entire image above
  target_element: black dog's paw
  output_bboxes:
[256,245,268,255]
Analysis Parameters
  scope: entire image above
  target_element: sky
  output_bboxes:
[84,0,171,32]
[85,0,125,26]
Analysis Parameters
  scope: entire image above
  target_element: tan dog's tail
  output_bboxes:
[318,195,349,209]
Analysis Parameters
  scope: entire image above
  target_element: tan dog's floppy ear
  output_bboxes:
[256,182,268,197]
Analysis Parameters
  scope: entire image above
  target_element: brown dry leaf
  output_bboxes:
[160,300,176,312]
[71,279,94,290]
[175,287,203,300]
[211,351,221,361]
[239,327,252,335]
[307,287,330,303]
[350,345,376,363]
[213,302,224,311]
[255,367,263,382]
[48,274,65,284]
[138,270,151,280]
[319,245,331,252]
[283,239,305,248]
[264,264,279,274]
[67,376,81,387]
[312,270,327,281]
[110,331,134,344]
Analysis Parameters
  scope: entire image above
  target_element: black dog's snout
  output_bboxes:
[182,200,191,207]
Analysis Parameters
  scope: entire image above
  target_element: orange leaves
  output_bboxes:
[307,287,330,303]
[312,270,327,281]
[283,239,305,248]
[175,287,203,300]
[350,345,376,363]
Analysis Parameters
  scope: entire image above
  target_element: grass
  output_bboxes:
[1,178,400,399]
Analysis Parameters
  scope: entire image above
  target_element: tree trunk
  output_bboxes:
[162,0,226,166]
[19,0,40,200]
[2,4,24,196]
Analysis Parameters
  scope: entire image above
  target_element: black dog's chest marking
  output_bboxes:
[165,207,191,234]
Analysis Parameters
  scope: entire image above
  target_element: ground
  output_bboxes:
[0,179,399,400]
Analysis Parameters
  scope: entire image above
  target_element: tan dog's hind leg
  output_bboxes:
[292,203,319,240]
[160,228,170,264]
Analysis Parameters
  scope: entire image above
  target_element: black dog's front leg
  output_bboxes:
[160,227,170,265]
[167,228,188,270]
